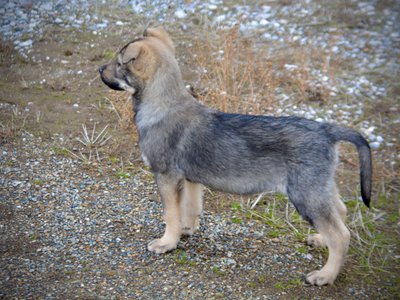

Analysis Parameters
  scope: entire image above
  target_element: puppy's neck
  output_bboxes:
[134,59,196,130]
[142,61,188,103]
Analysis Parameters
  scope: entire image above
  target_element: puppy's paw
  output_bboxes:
[305,270,335,286]
[181,226,196,236]
[181,217,200,236]
[307,234,326,248]
[147,238,178,254]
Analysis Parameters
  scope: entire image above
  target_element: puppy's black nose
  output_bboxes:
[98,65,106,74]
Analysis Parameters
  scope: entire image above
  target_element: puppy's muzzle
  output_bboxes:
[98,65,125,91]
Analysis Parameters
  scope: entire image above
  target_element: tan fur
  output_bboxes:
[145,27,175,53]
[122,42,159,81]
[180,180,203,236]
[147,175,182,254]
[306,214,350,285]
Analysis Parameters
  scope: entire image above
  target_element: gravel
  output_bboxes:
[0,132,320,299]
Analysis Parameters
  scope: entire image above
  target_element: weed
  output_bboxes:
[230,202,241,212]
[35,111,43,123]
[33,179,44,186]
[173,249,195,266]
[295,245,308,254]
[268,230,280,238]
[103,49,115,60]
[50,146,70,157]
[274,278,303,290]
[116,170,130,179]
[67,123,112,163]
[231,217,242,224]
[211,266,225,276]
[109,156,119,164]
[77,123,111,150]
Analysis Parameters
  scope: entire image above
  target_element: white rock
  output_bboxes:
[262,5,271,12]
[364,126,375,135]
[376,136,384,143]
[73,104,79,108]
[370,142,380,149]
[96,23,107,29]
[116,21,123,26]
[214,15,226,23]
[19,39,33,48]
[175,10,187,19]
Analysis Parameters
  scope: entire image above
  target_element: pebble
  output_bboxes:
[370,142,381,149]
[175,9,187,19]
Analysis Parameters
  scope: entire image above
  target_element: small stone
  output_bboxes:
[19,39,33,48]
[370,142,380,149]
[175,10,187,19]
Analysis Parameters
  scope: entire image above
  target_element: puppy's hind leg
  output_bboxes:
[288,185,350,285]
[181,180,203,236]
[307,185,347,249]
[306,210,350,286]
[148,174,182,254]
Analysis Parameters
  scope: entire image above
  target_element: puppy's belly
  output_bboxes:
[193,174,287,195]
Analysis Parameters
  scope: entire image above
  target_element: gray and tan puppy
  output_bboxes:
[99,27,372,286]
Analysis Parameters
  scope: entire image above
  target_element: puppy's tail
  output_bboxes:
[328,125,372,208]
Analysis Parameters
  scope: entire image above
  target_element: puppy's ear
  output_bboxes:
[144,27,175,54]
[122,43,142,64]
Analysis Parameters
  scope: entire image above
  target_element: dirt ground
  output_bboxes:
[1,2,399,299]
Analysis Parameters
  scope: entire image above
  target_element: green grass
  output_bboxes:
[274,278,303,290]
[173,250,196,266]
[116,170,130,179]
[211,266,225,276]
[103,49,115,60]
[231,217,242,224]
[50,146,70,157]
[32,179,44,186]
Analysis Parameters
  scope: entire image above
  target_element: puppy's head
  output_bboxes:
[99,27,175,96]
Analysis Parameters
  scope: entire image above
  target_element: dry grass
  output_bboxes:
[191,26,278,114]
[188,26,345,114]
[105,91,135,129]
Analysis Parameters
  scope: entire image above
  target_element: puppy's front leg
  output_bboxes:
[148,174,182,254]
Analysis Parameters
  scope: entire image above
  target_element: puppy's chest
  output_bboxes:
[137,127,180,173]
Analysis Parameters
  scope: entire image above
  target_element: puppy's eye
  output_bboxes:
[116,62,121,68]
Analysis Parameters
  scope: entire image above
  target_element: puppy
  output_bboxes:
[99,27,372,286]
